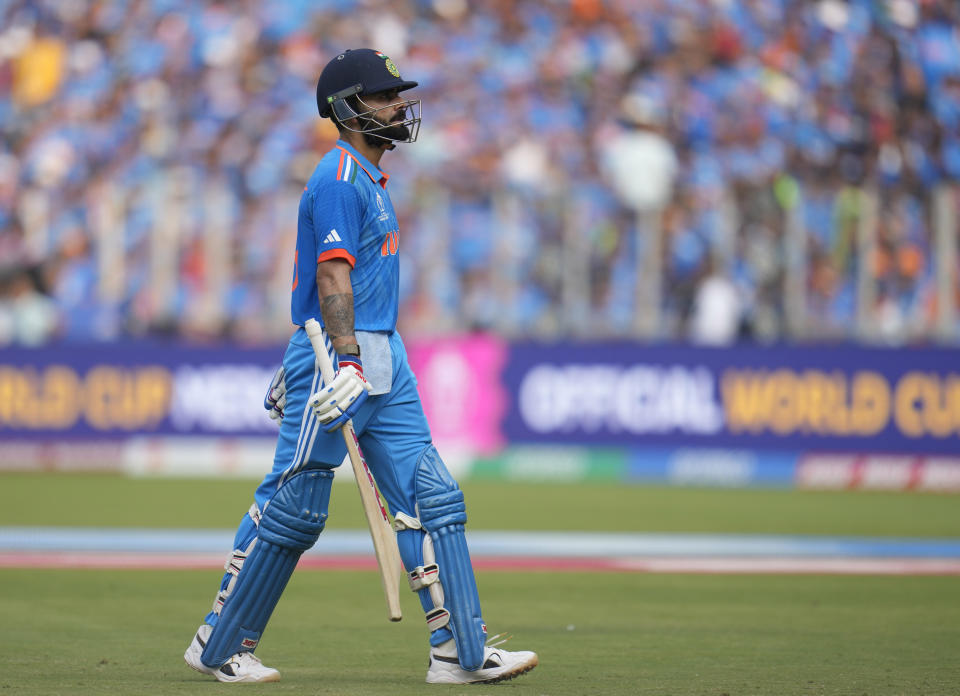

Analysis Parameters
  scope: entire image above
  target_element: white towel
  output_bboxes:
[355,331,393,395]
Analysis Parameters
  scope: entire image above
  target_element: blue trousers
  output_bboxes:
[206,328,455,646]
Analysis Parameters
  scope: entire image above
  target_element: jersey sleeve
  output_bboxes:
[313,180,363,268]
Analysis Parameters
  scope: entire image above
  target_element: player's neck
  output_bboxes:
[341,131,389,168]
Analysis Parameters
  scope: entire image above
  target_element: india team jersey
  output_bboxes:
[291,140,401,332]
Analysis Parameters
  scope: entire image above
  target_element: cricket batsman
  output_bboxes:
[183,48,539,685]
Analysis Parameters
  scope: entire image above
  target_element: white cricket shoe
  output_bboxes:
[426,637,538,684]
[184,624,281,683]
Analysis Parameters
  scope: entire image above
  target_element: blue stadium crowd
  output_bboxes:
[1,0,958,345]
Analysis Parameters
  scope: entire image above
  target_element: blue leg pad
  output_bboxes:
[200,469,333,667]
[396,526,454,647]
[416,445,486,671]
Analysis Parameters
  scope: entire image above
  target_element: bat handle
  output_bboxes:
[304,319,336,384]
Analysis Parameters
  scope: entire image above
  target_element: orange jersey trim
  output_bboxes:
[335,146,389,188]
[317,248,356,268]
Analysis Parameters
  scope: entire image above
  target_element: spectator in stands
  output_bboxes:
[0,0,957,345]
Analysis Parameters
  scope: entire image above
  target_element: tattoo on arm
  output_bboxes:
[320,293,355,341]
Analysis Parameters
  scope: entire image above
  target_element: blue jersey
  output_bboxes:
[291,140,401,331]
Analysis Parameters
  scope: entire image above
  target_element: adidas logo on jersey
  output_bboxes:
[323,229,342,244]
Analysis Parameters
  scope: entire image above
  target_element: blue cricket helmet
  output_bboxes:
[316,48,418,119]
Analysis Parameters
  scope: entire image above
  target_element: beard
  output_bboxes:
[359,115,411,147]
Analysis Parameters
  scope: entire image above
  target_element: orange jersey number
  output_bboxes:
[380,231,399,256]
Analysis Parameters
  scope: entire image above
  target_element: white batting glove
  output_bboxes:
[263,364,286,424]
[308,357,373,432]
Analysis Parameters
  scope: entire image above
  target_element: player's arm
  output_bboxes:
[310,257,371,431]
[316,258,357,353]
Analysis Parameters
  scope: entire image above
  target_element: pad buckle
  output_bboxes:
[393,511,422,532]
[408,563,439,592]
[426,607,450,631]
[224,550,248,575]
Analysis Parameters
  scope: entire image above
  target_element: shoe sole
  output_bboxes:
[184,659,213,678]
[185,654,281,683]
[474,655,538,685]
[470,657,540,684]
[217,671,281,684]
[427,655,539,685]
[184,634,281,683]
[184,636,215,677]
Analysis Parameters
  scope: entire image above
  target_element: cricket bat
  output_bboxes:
[304,318,403,622]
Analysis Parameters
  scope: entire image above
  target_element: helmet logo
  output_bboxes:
[374,51,402,78]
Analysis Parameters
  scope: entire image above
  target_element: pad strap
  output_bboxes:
[408,563,439,592]
[393,511,421,532]
[426,607,451,632]
[213,538,256,615]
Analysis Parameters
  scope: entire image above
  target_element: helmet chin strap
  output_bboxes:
[366,133,396,151]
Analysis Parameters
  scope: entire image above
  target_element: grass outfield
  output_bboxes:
[2,472,960,536]
[1,569,958,695]
[2,473,959,694]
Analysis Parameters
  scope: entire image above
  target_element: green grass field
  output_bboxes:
[1,473,959,695]
[4,473,960,536]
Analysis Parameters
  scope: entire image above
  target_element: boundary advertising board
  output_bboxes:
[504,342,960,454]
[1,339,957,459]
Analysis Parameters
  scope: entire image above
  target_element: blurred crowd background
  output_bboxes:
[1,0,959,347]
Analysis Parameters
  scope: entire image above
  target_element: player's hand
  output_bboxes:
[308,356,373,432]
[264,365,286,424]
